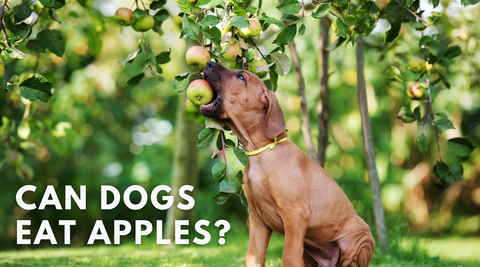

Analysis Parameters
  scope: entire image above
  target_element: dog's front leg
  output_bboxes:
[281,208,309,267]
[245,213,272,267]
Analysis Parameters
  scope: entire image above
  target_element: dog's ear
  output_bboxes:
[263,89,286,139]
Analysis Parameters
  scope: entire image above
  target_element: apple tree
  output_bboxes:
[163,0,479,253]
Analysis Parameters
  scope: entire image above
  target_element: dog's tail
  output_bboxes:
[335,216,375,267]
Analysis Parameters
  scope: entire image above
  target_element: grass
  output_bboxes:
[1,233,479,266]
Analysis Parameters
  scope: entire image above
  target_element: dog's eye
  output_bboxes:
[237,74,245,81]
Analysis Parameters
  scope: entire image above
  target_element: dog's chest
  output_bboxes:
[243,168,285,233]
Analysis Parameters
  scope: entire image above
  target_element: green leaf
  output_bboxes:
[386,66,403,81]
[413,106,421,120]
[343,15,356,26]
[48,8,61,23]
[156,49,171,64]
[154,9,169,21]
[451,164,464,180]
[246,6,257,15]
[433,160,450,179]
[298,24,306,36]
[182,15,200,40]
[416,133,428,154]
[40,0,65,9]
[259,13,283,28]
[11,24,32,42]
[212,191,232,204]
[460,0,480,7]
[398,106,416,123]
[333,0,350,5]
[196,0,223,8]
[312,3,330,19]
[212,162,227,182]
[233,6,247,17]
[0,117,10,140]
[151,0,167,9]
[86,27,102,55]
[444,45,462,59]
[281,14,299,23]
[277,0,302,15]
[233,147,249,166]
[19,74,53,103]
[354,1,380,35]
[205,118,224,130]
[230,16,250,28]
[270,51,291,75]
[414,22,427,31]
[12,3,32,23]
[126,73,145,85]
[326,36,346,51]
[173,72,190,92]
[177,0,193,14]
[197,128,217,148]
[433,116,455,132]
[269,67,278,91]
[384,1,406,24]
[200,15,220,27]
[201,27,221,43]
[432,0,440,8]
[448,137,475,157]
[37,29,65,57]
[118,45,141,66]
[336,17,348,37]
[273,23,296,46]
[219,180,237,193]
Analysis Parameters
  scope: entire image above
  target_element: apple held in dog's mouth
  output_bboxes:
[199,68,223,119]
[186,79,214,106]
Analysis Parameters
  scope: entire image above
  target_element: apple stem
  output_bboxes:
[220,131,232,183]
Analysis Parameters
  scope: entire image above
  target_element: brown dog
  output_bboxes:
[201,62,375,267]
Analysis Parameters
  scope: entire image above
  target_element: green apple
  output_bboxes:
[186,46,211,71]
[248,57,268,78]
[114,7,133,26]
[186,80,214,105]
[6,150,23,167]
[132,14,154,32]
[239,18,261,38]
[16,163,34,181]
[221,43,242,61]
[186,99,200,115]
[407,84,425,100]
[408,57,426,74]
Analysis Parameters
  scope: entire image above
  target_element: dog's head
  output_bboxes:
[200,62,286,139]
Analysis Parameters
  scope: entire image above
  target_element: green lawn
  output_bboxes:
[1,234,479,266]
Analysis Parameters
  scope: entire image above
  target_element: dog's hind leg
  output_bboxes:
[335,216,375,267]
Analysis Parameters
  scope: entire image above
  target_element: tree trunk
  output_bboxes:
[288,41,317,160]
[165,44,201,240]
[317,17,331,167]
[355,36,389,254]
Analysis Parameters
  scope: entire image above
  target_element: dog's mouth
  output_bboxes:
[200,71,223,119]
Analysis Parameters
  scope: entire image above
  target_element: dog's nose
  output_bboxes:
[206,61,217,70]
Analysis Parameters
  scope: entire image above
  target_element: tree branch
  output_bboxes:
[424,60,441,162]
[317,17,331,167]
[356,36,390,254]
[288,41,317,160]
[394,0,431,27]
